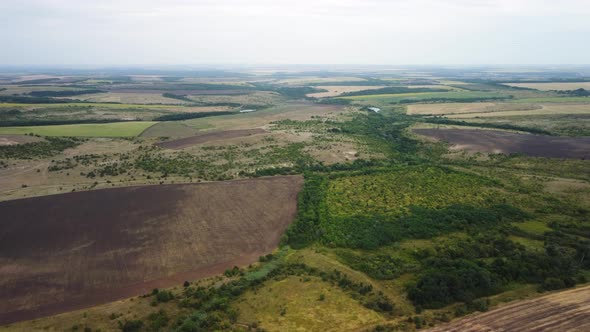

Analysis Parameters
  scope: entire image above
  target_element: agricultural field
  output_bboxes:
[413,128,590,159]
[0,176,303,324]
[339,91,513,106]
[503,82,590,91]
[427,285,590,332]
[306,85,387,98]
[405,102,536,115]
[0,121,157,137]
[1,67,590,331]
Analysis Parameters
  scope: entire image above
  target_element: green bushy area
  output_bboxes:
[0,136,81,159]
[326,166,499,218]
[280,110,590,312]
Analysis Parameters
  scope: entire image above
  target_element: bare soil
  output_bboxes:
[0,135,43,146]
[0,176,303,325]
[427,285,590,332]
[413,128,590,159]
[156,128,267,149]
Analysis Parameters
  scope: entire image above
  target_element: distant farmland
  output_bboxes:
[413,128,590,159]
[503,82,590,91]
[0,176,303,324]
[0,121,157,137]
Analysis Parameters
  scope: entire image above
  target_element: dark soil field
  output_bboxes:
[427,285,590,332]
[156,128,267,149]
[0,176,303,325]
[413,128,590,159]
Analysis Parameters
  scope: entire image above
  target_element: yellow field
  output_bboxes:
[503,82,590,91]
[447,103,590,118]
[70,92,190,104]
[306,85,387,98]
[406,102,498,115]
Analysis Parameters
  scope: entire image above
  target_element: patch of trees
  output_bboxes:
[162,93,193,102]
[272,86,324,99]
[15,78,60,84]
[283,173,329,248]
[336,251,408,280]
[320,204,528,250]
[0,95,77,104]
[0,118,127,127]
[557,88,590,97]
[317,98,352,105]
[395,96,513,104]
[408,259,496,308]
[250,83,323,99]
[153,111,234,121]
[28,89,104,97]
[0,136,81,159]
[419,116,553,135]
[406,229,586,309]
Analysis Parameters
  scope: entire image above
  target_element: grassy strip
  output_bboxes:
[0,121,158,137]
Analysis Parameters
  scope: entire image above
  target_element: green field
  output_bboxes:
[326,166,499,218]
[0,121,157,137]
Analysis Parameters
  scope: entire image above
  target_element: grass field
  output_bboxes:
[234,276,385,331]
[0,121,157,137]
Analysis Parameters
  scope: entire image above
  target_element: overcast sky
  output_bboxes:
[1,0,589,65]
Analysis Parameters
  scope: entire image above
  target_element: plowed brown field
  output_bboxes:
[413,128,590,159]
[0,176,303,325]
[427,285,590,332]
[156,128,267,149]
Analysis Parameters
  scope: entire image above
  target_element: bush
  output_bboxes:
[155,290,174,303]
[120,320,143,332]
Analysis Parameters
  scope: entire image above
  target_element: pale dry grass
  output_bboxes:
[306,85,387,98]
[447,103,590,118]
[503,82,590,91]
[71,92,189,104]
[406,103,497,115]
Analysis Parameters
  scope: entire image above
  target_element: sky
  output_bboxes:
[1,0,589,66]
